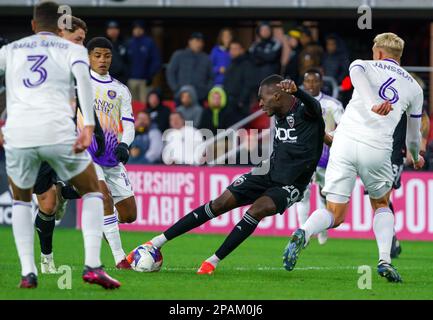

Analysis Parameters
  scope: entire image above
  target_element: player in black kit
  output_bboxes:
[134,74,325,275]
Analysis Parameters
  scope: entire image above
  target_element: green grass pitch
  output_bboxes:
[0,226,432,300]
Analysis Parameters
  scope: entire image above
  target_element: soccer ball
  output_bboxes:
[128,243,163,272]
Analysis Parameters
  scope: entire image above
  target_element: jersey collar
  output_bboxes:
[383,58,400,65]
[37,31,56,36]
[90,69,113,83]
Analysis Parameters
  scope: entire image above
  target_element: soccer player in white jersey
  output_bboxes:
[283,33,424,283]
[0,2,120,289]
[33,15,91,275]
[295,68,344,245]
[77,37,136,269]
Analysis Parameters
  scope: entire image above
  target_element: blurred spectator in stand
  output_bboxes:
[272,22,291,75]
[201,86,231,133]
[284,29,301,83]
[211,28,233,86]
[163,112,205,165]
[127,20,162,102]
[106,20,129,84]
[298,26,323,81]
[249,21,282,86]
[224,40,256,123]
[145,88,171,134]
[177,85,205,128]
[129,111,163,164]
[322,34,350,85]
[166,32,213,102]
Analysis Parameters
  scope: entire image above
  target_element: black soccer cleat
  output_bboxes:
[377,260,402,283]
[19,273,38,289]
[390,235,402,259]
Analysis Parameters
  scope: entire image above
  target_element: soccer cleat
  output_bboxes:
[41,253,58,274]
[116,258,132,270]
[82,266,121,289]
[390,235,402,259]
[377,261,402,283]
[19,273,38,289]
[283,228,306,271]
[55,181,68,221]
[317,230,328,245]
[197,261,216,275]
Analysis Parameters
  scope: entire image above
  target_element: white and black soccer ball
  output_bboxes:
[129,244,163,272]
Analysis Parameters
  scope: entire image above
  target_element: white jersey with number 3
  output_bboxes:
[336,58,423,150]
[0,32,90,148]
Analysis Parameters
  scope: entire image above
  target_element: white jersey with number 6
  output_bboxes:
[336,58,423,151]
[0,32,90,148]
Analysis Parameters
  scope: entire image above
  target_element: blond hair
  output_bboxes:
[373,33,405,59]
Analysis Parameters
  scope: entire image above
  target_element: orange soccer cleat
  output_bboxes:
[196,261,216,275]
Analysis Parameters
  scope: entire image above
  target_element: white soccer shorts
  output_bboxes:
[5,144,91,189]
[322,132,394,200]
[94,162,134,204]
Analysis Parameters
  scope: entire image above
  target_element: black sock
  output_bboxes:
[164,202,216,240]
[61,184,81,200]
[35,210,55,255]
[215,212,259,260]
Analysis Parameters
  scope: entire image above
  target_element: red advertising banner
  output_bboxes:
[77,165,433,240]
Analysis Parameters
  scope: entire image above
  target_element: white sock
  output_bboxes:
[296,197,310,227]
[103,213,126,264]
[81,192,104,268]
[302,208,334,242]
[150,234,168,248]
[206,254,220,267]
[12,201,37,276]
[373,207,394,264]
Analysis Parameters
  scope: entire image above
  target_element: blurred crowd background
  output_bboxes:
[0,16,432,171]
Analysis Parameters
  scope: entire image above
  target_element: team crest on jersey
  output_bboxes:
[107,90,117,99]
[286,115,295,128]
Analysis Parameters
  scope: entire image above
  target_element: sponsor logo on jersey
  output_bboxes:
[275,127,297,143]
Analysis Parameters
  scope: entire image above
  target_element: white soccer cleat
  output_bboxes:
[55,182,68,221]
[317,230,328,245]
[40,253,58,274]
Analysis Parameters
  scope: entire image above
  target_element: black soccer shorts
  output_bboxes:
[33,162,58,195]
[227,172,307,214]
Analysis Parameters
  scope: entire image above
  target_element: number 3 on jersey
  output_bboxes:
[23,55,48,88]
[379,77,399,104]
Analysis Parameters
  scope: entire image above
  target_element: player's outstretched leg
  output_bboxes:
[197,195,276,275]
[70,164,120,289]
[130,191,239,269]
[283,199,345,271]
[142,190,238,248]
